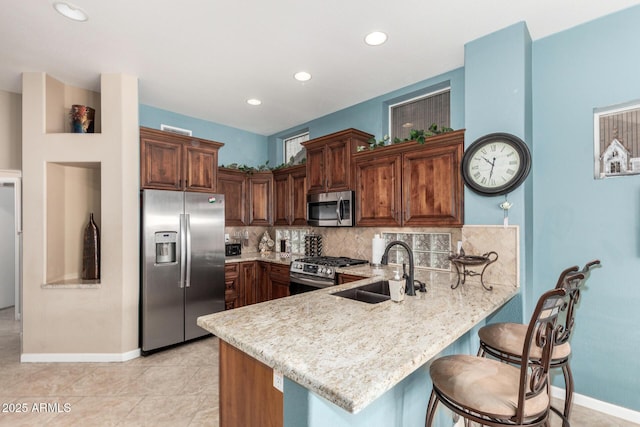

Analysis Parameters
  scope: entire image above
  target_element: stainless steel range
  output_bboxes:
[289,256,368,295]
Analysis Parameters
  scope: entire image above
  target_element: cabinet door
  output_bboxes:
[272,172,291,226]
[225,264,241,310]
[269,264,290,300]
[305,145,326,194]
[248,173,273,226]
[289,167,307,225]
[257,262,271,302]
[184,144,217,193]
[325,139,351,192]
[354,154,402,226]
[217,170,247,226]
[240,262,257,306]
[402,142,464,226]
[337,273,367,284]
[141,137,183,190]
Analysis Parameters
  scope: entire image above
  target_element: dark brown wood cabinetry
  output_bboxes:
[303,128,372,194]
[140,127,223,193]
[273,165,307,226]
[225,261,290,309]
[220,340,283,427]
[247,172,273,226]
[224,263,241,310]
[268,263,290,299]
[353,130,464,227]
[217,168,273,226]
[337,273,367,284]
[217,169,247,226]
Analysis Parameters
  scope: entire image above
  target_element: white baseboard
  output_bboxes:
[20,348,141,363]
[551,386,640,424]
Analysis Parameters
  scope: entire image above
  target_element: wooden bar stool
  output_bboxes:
[426,287,571,427]
[477,260,600,427]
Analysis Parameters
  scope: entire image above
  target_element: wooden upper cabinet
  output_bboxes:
[303,128,372,194]
[217,168,273,226]
[247,172,273,226]
[354,154,402,226]
[217,168,247,226]
[273,165,306,226]
[353,130,464,227]
[402,141,464,226]
[184,145,218,192]
[140,127,223,193]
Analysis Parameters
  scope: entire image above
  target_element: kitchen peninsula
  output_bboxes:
[198,265,518,427]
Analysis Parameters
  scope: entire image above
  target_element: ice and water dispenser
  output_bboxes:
[155,232,177,264]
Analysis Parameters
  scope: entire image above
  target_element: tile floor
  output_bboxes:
[0,307,638,427]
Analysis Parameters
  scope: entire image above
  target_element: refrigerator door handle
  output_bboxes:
[185,213,192,288]
[179,213,186,288]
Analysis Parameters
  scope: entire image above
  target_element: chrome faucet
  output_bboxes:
[381,240,416,296]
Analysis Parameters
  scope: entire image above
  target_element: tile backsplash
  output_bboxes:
[228,224,519,287]
[382,232,452,270]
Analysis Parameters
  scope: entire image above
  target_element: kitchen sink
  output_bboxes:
[332,281,391,304]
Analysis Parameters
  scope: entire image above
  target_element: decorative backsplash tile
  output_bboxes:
[275,228,309,254]
[382,232,452,270]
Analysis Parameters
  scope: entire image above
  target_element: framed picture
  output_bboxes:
[593,101,640,179]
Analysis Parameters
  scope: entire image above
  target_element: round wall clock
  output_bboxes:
[462,133,531,196]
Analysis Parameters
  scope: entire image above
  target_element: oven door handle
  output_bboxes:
[336,196,343,225]
[289,273,335,288]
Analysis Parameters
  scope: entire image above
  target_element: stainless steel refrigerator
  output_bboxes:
[141,189,225,354]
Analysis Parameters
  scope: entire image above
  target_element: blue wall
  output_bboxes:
[139,104,268,167]
[463,22,532,323]
[266,69,465,166]
[532,6,640,410]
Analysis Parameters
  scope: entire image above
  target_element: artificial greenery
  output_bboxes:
[363,124,454,151]
[221,157,307,173]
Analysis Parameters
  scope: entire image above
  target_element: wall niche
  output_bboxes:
[45,162,101,285]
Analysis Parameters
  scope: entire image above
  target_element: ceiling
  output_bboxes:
[2,1,639,136]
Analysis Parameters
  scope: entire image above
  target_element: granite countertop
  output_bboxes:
[224,251,293,265]
[198,264,518,413]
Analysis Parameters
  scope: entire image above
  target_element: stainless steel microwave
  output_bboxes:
[307,191,355,227]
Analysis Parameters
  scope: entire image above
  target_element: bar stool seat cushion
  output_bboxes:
[479,323,571,360]
[430,354,549,420]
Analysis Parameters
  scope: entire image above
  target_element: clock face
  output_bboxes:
[462,133,531,196]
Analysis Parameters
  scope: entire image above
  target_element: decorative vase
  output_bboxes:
[82,213,100,280]
[70,104,95,133]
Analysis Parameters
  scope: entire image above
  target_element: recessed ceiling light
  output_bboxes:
[53,1,88,22]
[247,98,262,106]
[365,31,388,46]
[294,71,312,82]
[402,122,414,128]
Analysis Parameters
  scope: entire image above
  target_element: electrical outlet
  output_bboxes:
[273,370,284,392]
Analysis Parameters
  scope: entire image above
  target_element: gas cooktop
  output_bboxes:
[293,256,369,267]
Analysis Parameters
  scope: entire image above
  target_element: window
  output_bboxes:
[389,88,450,141]
[283,132,309,164]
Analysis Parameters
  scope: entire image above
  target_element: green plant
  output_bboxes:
[408,124,454,144]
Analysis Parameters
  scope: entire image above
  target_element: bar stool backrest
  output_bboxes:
[555,260,601,346]
[516,287,569,423]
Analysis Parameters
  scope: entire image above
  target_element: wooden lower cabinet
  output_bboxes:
[220,340,283,427]
[337,273,367,284]
[225,261,290,309]
[224,264,240,310]
[269,263,290,299]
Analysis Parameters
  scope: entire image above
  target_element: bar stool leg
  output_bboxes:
[425,390,438,427]
[562,363,574,427]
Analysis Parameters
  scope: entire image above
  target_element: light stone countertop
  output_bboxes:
[202,259,519,413]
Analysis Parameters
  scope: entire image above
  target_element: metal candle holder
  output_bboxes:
[448,250,498,291]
